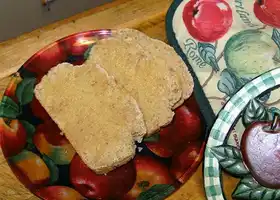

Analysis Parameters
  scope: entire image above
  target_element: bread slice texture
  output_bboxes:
[115,28,194,108]
[34,62,146,174]
[90,29,193,135]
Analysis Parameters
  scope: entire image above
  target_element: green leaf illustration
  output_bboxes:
[0,96,21,118]
[242,99,269,128]
[143,132,160,142]
[198,42,219,72]
[211,145,249,177]
[217,69,239,97]
[20,120,35,143]
[16,78,36,105]
[42,154,59,184]
[83,44,94,60]
[232,176,280,200]
[137,184,175,200]
[272,29,280,49]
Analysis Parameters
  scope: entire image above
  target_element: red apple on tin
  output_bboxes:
[24,42,67,80]
[0,118,27,157]
[70,154,136,199]
[170,141,202,182]
[36,186,86,200]
[30,97,51,121]
[124,155,174,200]
[33,119,76,165]
[241,114,280,188]
[145,95,203,158]
[183,0,233,42]
[254,0,280,28]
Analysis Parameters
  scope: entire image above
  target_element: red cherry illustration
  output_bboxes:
[241,113,280,189]
[183,0,233,42]
[70,154,136,199]
[254,0,280,28]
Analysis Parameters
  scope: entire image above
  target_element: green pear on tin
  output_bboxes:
[224,29,280,80]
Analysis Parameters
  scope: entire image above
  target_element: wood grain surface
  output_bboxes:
[0,0,239,199]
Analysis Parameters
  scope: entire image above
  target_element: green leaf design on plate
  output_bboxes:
[137,184,175,200]
[211,145,249,177]
[16,77,36,105]
[272,29,280,49]
[42,154,59,184]
[143,132,160,142]
[232,176,280,200]
[0,96,21,118]
[20,120,35,143]
[198,42,219,72]
[83,44,94,60]
[242,99,269,128]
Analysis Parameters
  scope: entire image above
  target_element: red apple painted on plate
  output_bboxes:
[36,186,86,200]
[24,42,67,80]
[241,114,280,189]
[70,154,136,199]
[170,141,203,182]
[4,74,22,103]
[254,0,280,28]
[145,95,203,158]
[0,118,27,157]
[33,119,76,165]
[124,155,174,200]
[30,97,51,121]
[183,0,233,42]
[9,150,50,189]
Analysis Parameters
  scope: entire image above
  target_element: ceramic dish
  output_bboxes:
[204,68,280,200]
[0,29,207,200]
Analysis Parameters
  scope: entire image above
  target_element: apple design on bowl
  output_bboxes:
[183,0,233,42]
[241,113,280,188]
[254,0,280,28]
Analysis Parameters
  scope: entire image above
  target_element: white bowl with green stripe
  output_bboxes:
[204,67,280,200]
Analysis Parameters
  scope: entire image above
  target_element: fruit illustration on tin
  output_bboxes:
[36,186,86,200]
[224,29,280,80]
[33,119,76,165]
[254,0,280,28]
[124,155,174,200]
[183,0,233,42]
[70,154,136,199]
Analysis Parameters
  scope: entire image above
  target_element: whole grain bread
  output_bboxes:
[34,62,146,174]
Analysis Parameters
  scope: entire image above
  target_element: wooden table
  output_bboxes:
[0,0,239,199]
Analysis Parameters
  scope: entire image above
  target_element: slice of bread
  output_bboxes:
[90,29,193,135]
[115,28,194,108]
[34,62,146,174]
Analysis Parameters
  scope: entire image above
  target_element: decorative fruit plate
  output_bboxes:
[204,68,280,200]
[0,30,209,200]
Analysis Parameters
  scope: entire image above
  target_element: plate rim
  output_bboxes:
[204,67,280,200]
